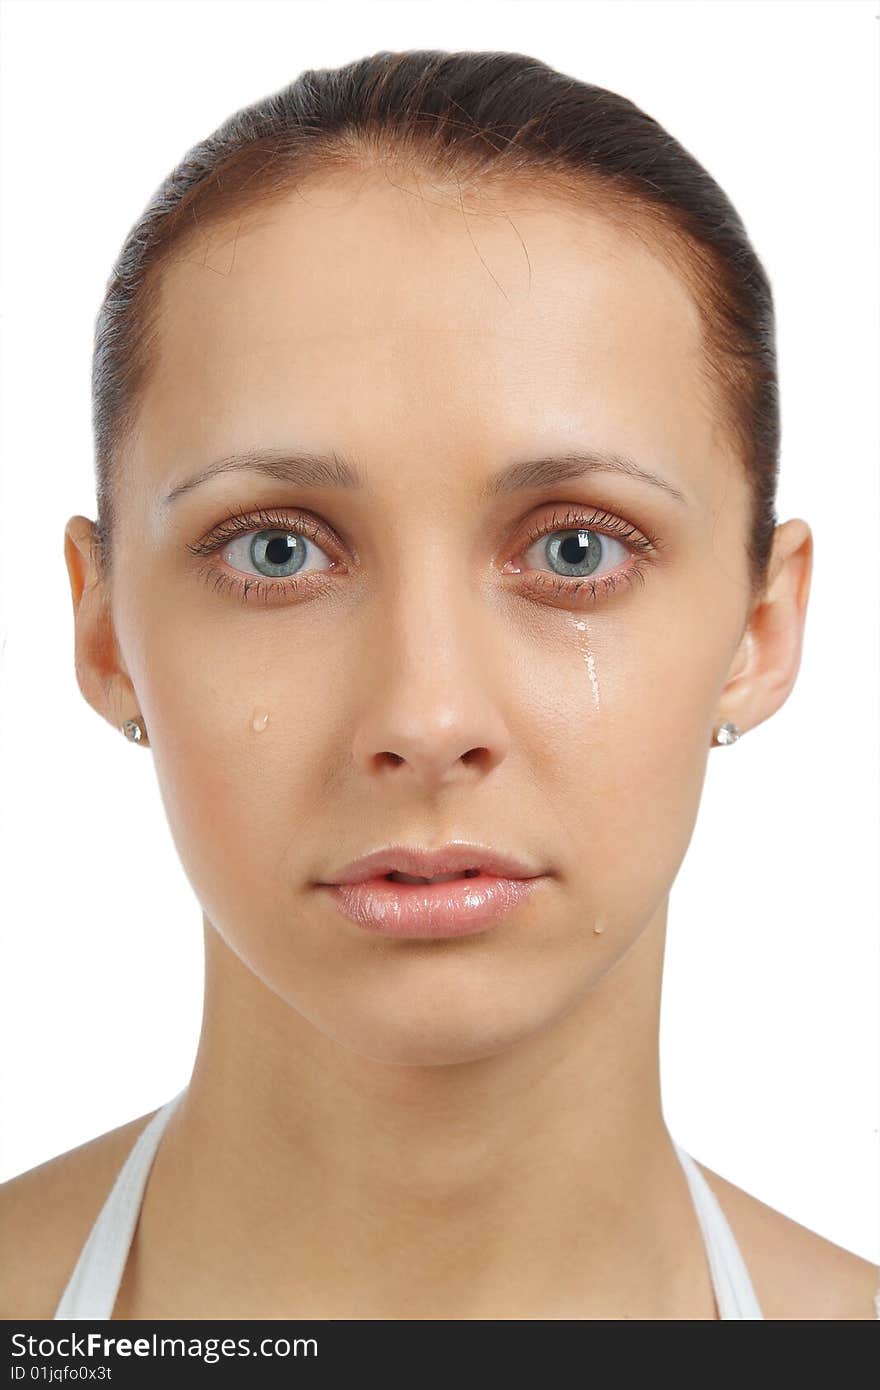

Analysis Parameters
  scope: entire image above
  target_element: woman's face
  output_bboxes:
[82,171,758,1065]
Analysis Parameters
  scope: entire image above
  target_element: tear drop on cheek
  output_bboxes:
[252,709,270,733]
[573,621,602,714]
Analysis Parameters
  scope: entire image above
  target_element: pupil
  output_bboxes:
[266,535,295,565]
[560,534,588,564]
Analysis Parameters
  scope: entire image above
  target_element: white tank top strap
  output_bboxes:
[53,1089,187,1320]
[672,1140,765,1319]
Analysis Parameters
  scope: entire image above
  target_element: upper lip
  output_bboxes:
[318,842,545,885]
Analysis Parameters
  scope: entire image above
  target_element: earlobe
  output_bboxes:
[715,518,814,740]
[63,515,136,735]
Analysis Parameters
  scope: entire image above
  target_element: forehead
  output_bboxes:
[140,172,718,507]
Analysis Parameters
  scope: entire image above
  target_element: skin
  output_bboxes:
[59,166,818,1319]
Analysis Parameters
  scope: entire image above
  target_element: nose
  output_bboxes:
[350,567,512,791]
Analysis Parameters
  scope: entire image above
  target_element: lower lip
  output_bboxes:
[316,873,546,939]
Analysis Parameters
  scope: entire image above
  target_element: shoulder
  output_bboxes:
[694,1157,879,1320]
[0,1106,161,1320]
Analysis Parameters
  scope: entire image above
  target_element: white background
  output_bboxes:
[1,0,877,1265]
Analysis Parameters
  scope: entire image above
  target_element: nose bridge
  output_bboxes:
[379,521,486,680]
[352,520,510,781]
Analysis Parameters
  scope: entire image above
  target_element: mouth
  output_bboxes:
[316,867,546,939]
[383,869,483,885]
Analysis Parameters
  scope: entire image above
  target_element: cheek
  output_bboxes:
[534,611,726,923]
[124,613,333,942]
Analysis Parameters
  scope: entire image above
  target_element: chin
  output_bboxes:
[309,985,565,1068]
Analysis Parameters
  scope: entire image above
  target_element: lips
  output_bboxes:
[316,871,546,939]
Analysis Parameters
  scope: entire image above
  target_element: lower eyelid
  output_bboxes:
[521,554,649,592]
[517,544,650,591]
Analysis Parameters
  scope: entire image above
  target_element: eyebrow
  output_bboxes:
[160,445,689,509]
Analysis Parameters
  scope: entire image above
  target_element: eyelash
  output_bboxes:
[186,504,665,609]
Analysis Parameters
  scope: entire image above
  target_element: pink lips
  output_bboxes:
[315,841,547,939]
[316,872,545,939]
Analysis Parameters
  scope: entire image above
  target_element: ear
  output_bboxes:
[715,518,813,738]
[64,516,138,736]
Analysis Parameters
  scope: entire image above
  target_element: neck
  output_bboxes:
[132,903,717,1319]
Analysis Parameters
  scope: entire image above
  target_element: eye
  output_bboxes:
[221,526,333,581]
[506,506,662,606]
[522,521,627,580]
[186,507,339,606]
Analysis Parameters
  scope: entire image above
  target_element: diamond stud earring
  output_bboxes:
[121,717,147,744]
[714,721,741,746]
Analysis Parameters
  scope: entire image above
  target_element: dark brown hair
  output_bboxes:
[91,48,779,596]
